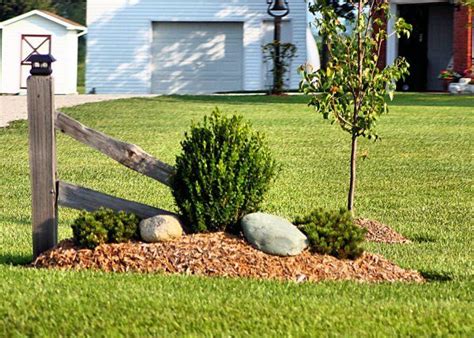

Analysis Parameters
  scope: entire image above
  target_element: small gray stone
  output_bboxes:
[139,215,183,243]
[241,212,308,256]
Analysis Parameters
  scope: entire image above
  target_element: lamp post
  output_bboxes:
[267,0,290,94]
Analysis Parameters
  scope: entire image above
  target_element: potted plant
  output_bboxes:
[463,68,474,84]
[438,69,461,91]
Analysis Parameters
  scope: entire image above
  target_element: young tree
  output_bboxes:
[300,0,411,213]
[316,0,355,70]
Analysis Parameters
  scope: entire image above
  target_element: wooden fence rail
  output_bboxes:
[57,181,177,219]
[55,111,175,187]
[28,75,176,258]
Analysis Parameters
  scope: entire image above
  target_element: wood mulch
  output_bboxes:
[355,218,411,244]
[33,232,423,283]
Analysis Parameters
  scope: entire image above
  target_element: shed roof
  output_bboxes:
[0,9,87,31]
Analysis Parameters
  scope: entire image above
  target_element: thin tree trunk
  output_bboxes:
[347,134,357,213]
[348,0,363,214]
[321,38,329,71]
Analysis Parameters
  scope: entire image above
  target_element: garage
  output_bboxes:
[151,22,244,94]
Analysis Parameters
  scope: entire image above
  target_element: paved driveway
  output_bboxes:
[0,94,156,127]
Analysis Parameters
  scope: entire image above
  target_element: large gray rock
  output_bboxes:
[139,215,183,243]
[241,212,308,256]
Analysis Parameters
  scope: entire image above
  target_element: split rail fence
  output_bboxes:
[27,75,176,258]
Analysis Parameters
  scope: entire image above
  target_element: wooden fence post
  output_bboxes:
[27,75,57,259]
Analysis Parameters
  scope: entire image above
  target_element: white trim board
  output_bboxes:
[0,10,86,31]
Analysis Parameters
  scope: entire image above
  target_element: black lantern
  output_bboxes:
[267,0,290,18]
[26,54,56,76]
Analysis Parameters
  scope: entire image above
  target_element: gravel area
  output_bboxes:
[356,218,411,243]
[0,94,156,127]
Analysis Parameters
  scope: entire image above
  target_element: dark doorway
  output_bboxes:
[397,5,429,92]
[426,4,454,91]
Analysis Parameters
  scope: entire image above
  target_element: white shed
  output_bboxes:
[86,0,317,94]
[0,10,86,94]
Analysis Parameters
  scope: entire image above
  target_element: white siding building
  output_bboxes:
[0,10,86,94]
[86,0,315,94]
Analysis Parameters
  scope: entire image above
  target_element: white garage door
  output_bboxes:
[151,22,244,94]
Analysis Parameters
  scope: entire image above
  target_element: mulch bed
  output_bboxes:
[355,218,411,244]
[33,232,423,283]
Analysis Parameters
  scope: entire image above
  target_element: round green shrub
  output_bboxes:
[71,208,140,249]
[172,109,278,233]
[294,208,366,259]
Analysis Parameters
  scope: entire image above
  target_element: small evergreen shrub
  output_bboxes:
[172,109,278,233]
[294,208,366,259]
[71,208,140,249]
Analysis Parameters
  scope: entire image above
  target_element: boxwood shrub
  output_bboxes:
[294,208,366,259]
[71,208,140,249]
[172,109,278,233]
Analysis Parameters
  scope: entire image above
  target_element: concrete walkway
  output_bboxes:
[0,94,156,127]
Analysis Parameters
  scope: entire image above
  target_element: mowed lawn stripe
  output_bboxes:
[0,93,472,336]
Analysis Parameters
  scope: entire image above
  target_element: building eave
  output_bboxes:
[0,10,86,32]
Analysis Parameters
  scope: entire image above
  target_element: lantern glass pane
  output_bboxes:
[41,62,49,68]
[33,62,40,68]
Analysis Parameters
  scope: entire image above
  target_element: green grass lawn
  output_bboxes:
[0,93,472,336]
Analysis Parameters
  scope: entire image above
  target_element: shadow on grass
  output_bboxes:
[410,234,437,243]
[159,95,307,105]
[117,93,474,108]
[0,215,32,266]
[0,253,31,266]
[0,215,30,226]
[420,270,454,282]
[391,93,474,107]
